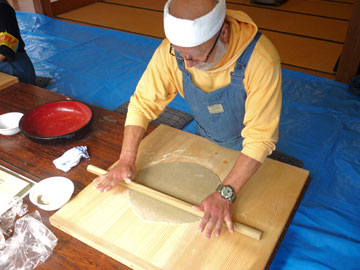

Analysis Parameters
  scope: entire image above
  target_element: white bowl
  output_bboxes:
[29,176,74,211]
[0,112,23,135]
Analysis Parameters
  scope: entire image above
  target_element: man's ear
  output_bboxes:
[220,21,230,44]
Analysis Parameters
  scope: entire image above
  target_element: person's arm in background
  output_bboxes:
[0,3,20,62]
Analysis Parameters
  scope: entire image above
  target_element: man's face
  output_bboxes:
[192,38,227,71]
[172,27,227,70]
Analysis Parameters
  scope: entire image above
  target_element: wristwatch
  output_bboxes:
[216,184,237,203]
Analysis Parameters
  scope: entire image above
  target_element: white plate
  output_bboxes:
[29,176,74,211]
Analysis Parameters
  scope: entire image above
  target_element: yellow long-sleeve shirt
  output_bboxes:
[125,9,282,163]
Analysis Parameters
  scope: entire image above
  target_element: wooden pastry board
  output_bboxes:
[50,125,309,270]
[0,72,18,91]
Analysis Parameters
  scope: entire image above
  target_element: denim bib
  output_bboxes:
[175,32,262,150]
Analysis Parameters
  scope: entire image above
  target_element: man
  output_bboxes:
[95,0,282,239]
[0,0,36,83]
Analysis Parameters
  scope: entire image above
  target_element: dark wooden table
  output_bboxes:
[0,83,155,270]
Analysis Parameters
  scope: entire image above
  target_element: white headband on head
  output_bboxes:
[164,0,226,47]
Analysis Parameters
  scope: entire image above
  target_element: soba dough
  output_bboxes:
[129,162,221,224]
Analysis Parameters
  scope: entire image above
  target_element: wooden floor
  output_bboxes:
[12,0,355,80]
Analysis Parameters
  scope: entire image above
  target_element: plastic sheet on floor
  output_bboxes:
[16,11,360,270]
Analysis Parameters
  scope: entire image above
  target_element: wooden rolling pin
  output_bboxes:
[87,164,262,240]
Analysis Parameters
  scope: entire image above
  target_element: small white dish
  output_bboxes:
[29,176,74,211]
[0,112,23,135]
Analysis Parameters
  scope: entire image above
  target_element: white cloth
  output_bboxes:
[163,0,226,47]
[53,146,89,172]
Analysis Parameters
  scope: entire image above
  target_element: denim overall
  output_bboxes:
[0,51,35,84]
[175,32,262,150]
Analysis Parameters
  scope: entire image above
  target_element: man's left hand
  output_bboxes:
[193,192,234,238]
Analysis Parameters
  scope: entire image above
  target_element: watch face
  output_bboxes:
[221,186,233,199]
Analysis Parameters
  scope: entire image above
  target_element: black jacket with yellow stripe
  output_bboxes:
[0,0,25,61]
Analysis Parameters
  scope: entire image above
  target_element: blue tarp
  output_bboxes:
[16,12,360,269]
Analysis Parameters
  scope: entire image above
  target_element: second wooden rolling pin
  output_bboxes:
[87,164,262,240]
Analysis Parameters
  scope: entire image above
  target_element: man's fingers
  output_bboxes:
[93,177,100,183]
[124,177,132,184]
[93,174,105,183]
[194,193,234,238]
[102,183,114,192]
[198,212,210,233]
[224,215,234,233]
[94,175,115,192]
[96,181,110,192]
[215,218,224,237]
[92,161,136,193]
[205,216,218,239]
[192,205,204,212]
[94,176,106,190]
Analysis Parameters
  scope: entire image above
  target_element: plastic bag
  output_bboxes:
[0,231,4,250]
[0,211,58,270]
[0,197,28,237]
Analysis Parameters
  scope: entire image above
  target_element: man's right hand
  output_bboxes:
[93,157,136,192]
[93,125,145,192]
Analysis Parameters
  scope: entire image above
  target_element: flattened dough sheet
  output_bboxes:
[129,162,221,223]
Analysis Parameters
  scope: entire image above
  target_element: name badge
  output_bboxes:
[207,104,224,114]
